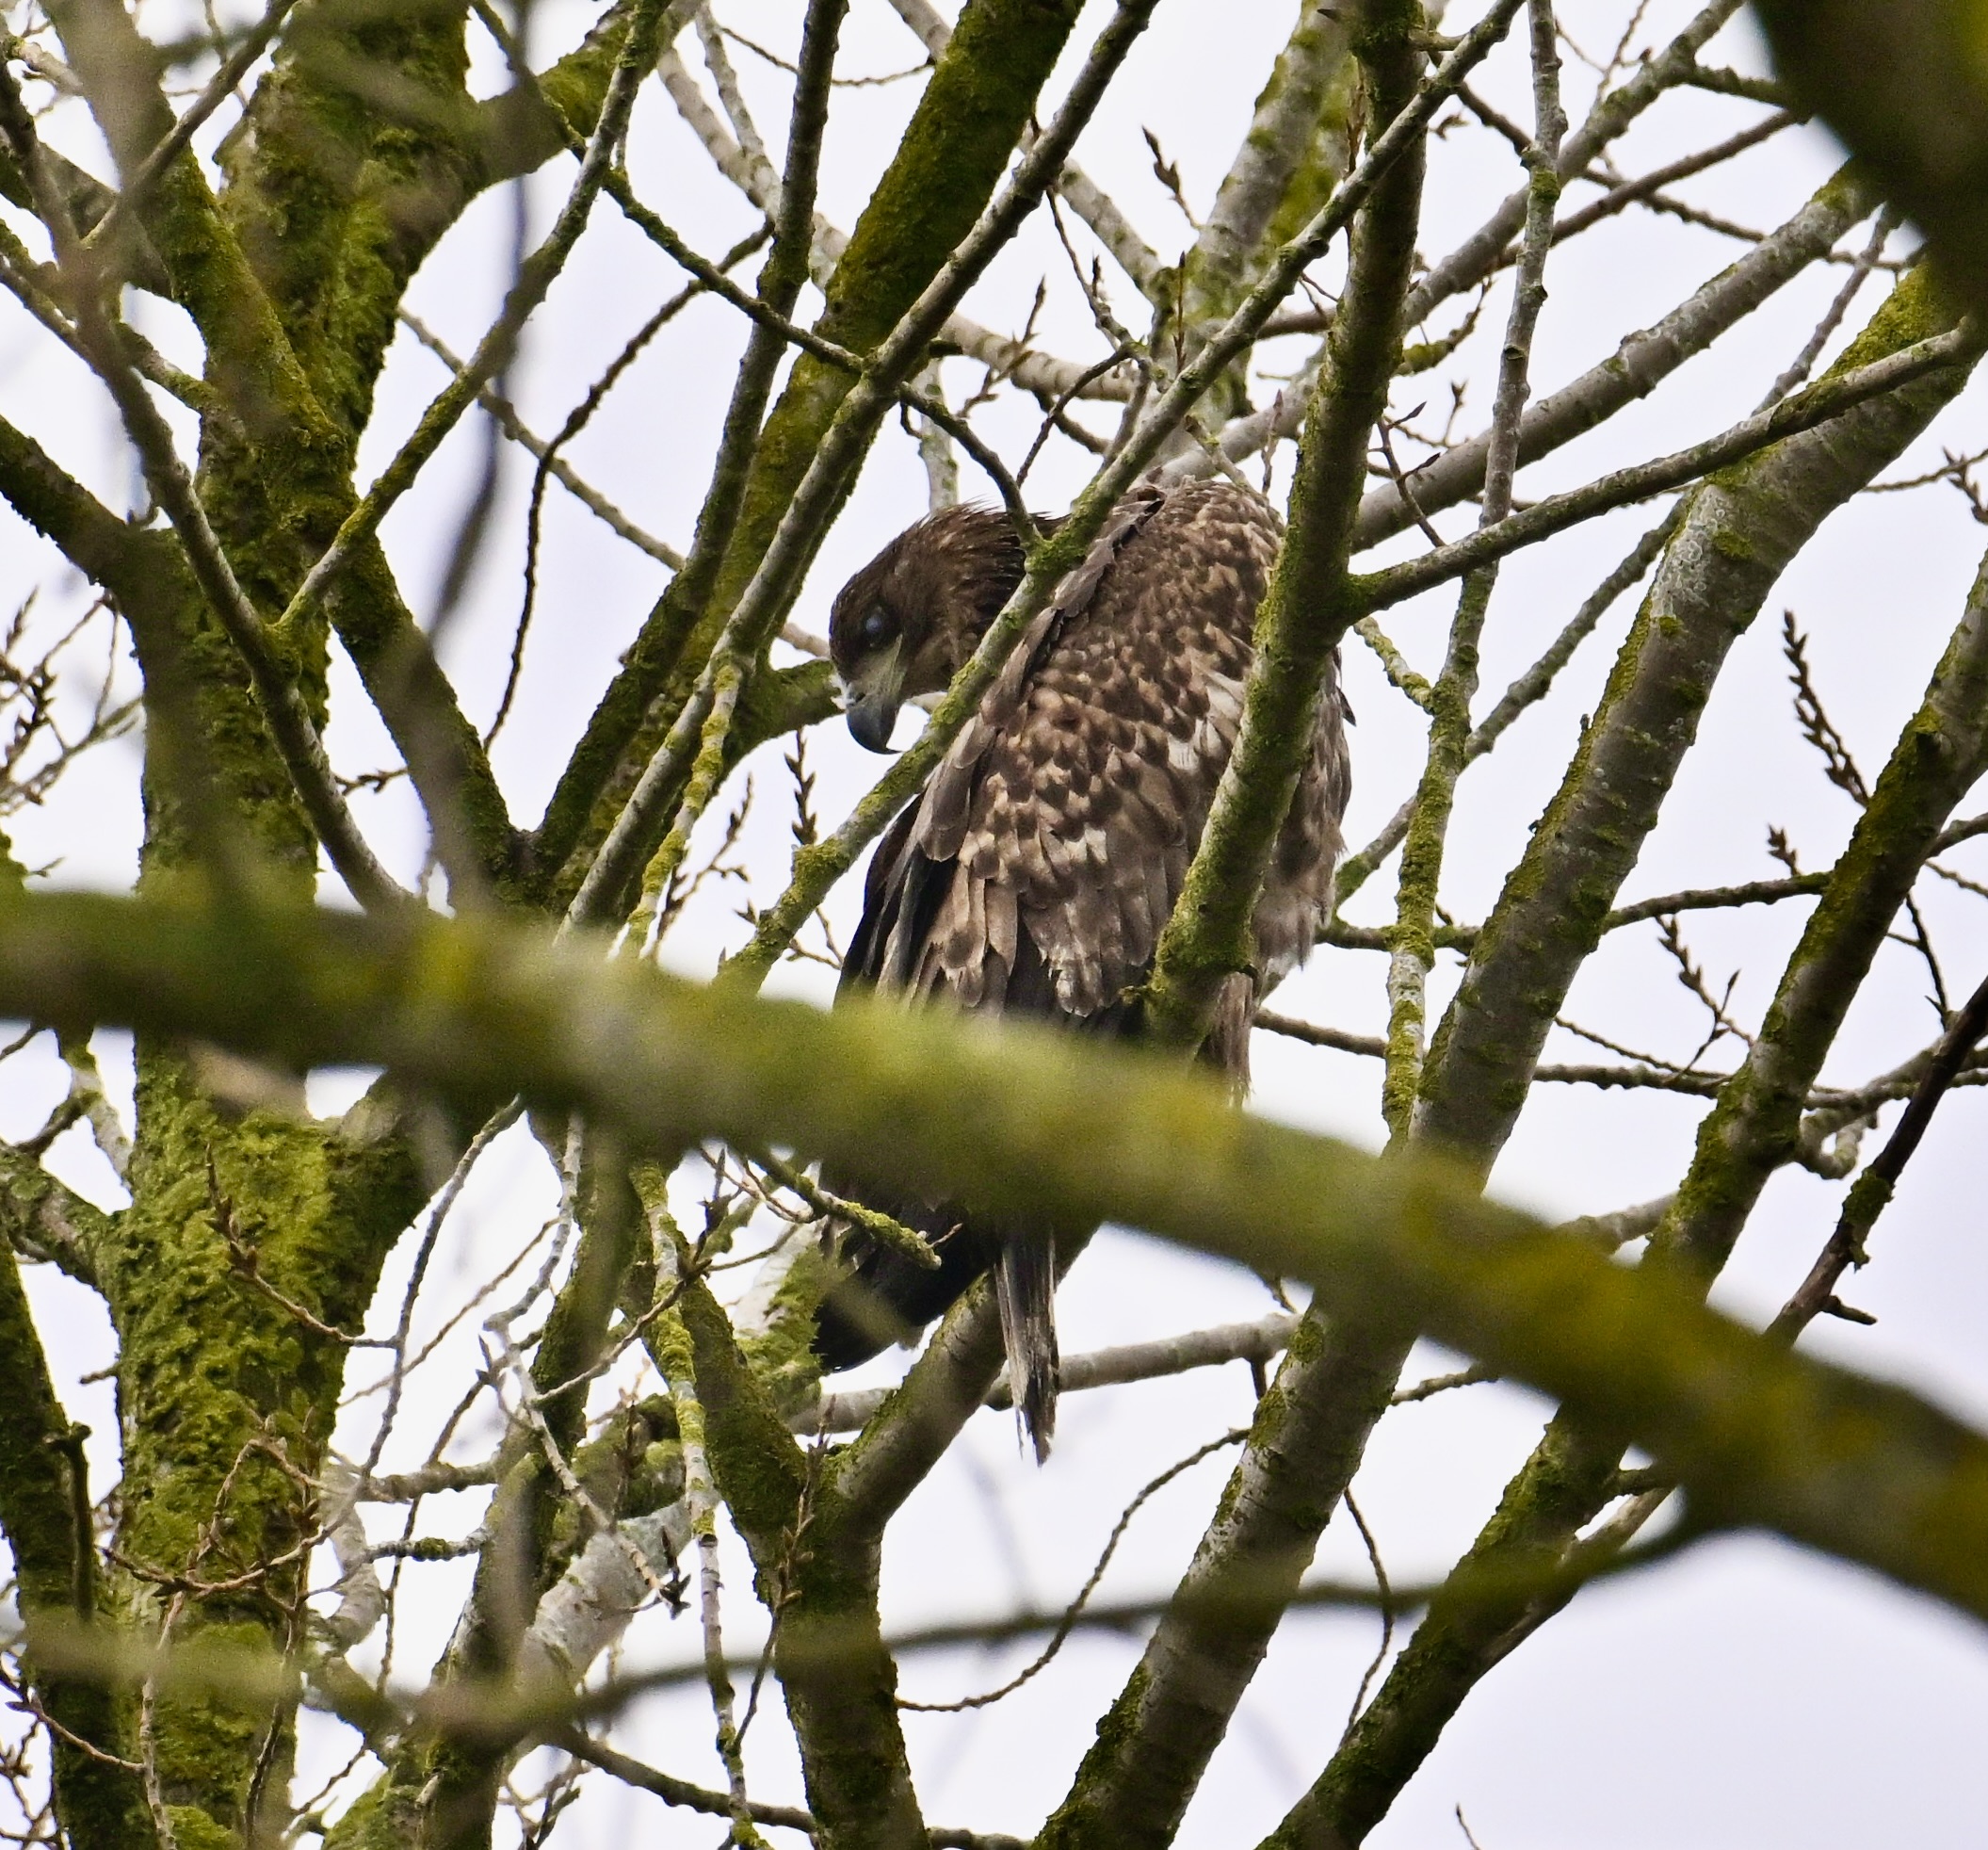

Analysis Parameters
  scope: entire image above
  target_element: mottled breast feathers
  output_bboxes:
[841,477,1351,1066]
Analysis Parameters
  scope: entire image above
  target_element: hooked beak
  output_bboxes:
[846,688,903,754]
[840,646,907,753]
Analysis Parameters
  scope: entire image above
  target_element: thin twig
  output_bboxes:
[898,1430,1247,1712]
[1357,325,1982,613]
[1383,0,1564,1131]
[1549,112,1798,246]
[1761,204,1899,405]
[1771,964,1988,1339]
[1341,1489,1395,1732]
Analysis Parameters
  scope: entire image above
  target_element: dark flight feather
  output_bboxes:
[813,479,1351,1459]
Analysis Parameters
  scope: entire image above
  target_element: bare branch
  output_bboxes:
[271,2,671,642]
[1356,322,1980,614]
[0,63,405,910]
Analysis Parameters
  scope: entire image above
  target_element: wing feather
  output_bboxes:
[855,479,1348,1050]
[821,480,1353,1418]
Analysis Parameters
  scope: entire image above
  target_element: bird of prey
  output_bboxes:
[811,477,1351,1457]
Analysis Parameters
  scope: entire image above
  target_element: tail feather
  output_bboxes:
[994,1233,1060,1462]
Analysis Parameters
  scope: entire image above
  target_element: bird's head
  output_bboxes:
[828,505,1027,752]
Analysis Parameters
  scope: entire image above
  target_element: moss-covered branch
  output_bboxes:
[98,1055,426,1850]
[0,1238,149,1850]
[42,0,342,454]
[1417,262,1973,1165]
[0,1140,117,1288]
[1382,0,1563,1134]
[1040,1302,1409,1850]
[1139,0,1424,1054]
[832,1285,1012,1533]
[226,2,639,437]
[1750,0,1988,319]
[667,1270,929,1850]
[1261,525,1988,1850]
[18,893,1988,1631]
[1652,608,1988,1278]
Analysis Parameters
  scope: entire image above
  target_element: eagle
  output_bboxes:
[811,477,1351,1457]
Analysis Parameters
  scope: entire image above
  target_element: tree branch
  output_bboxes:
[0,1139,115,1289]
[1382,0,1564,1134]
[809,1311,1298,1433]
[1262,360,1988,1850]
[1347,166,1873,547]
[881,0,1162,298]
[0,1237,146,1849]
[1142,0,1430,1049]
[18,894,1988,1636]
[1416,263,1970,1165]
[1772,964,1988,1341]
[1355,319,1980,614]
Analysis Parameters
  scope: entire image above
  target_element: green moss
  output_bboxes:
[737,1244,832,1416]
[1833,260,1955,372]
[323,1763,420,1850]
[95,1047,422,1847]
[169,1805,243,1850]
[541,1398,680,1573]
[216,0,473,446]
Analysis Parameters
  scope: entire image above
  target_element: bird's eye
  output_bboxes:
[860,606,894,648]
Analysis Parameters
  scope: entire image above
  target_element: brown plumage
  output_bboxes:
[812,479,1351,1457]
